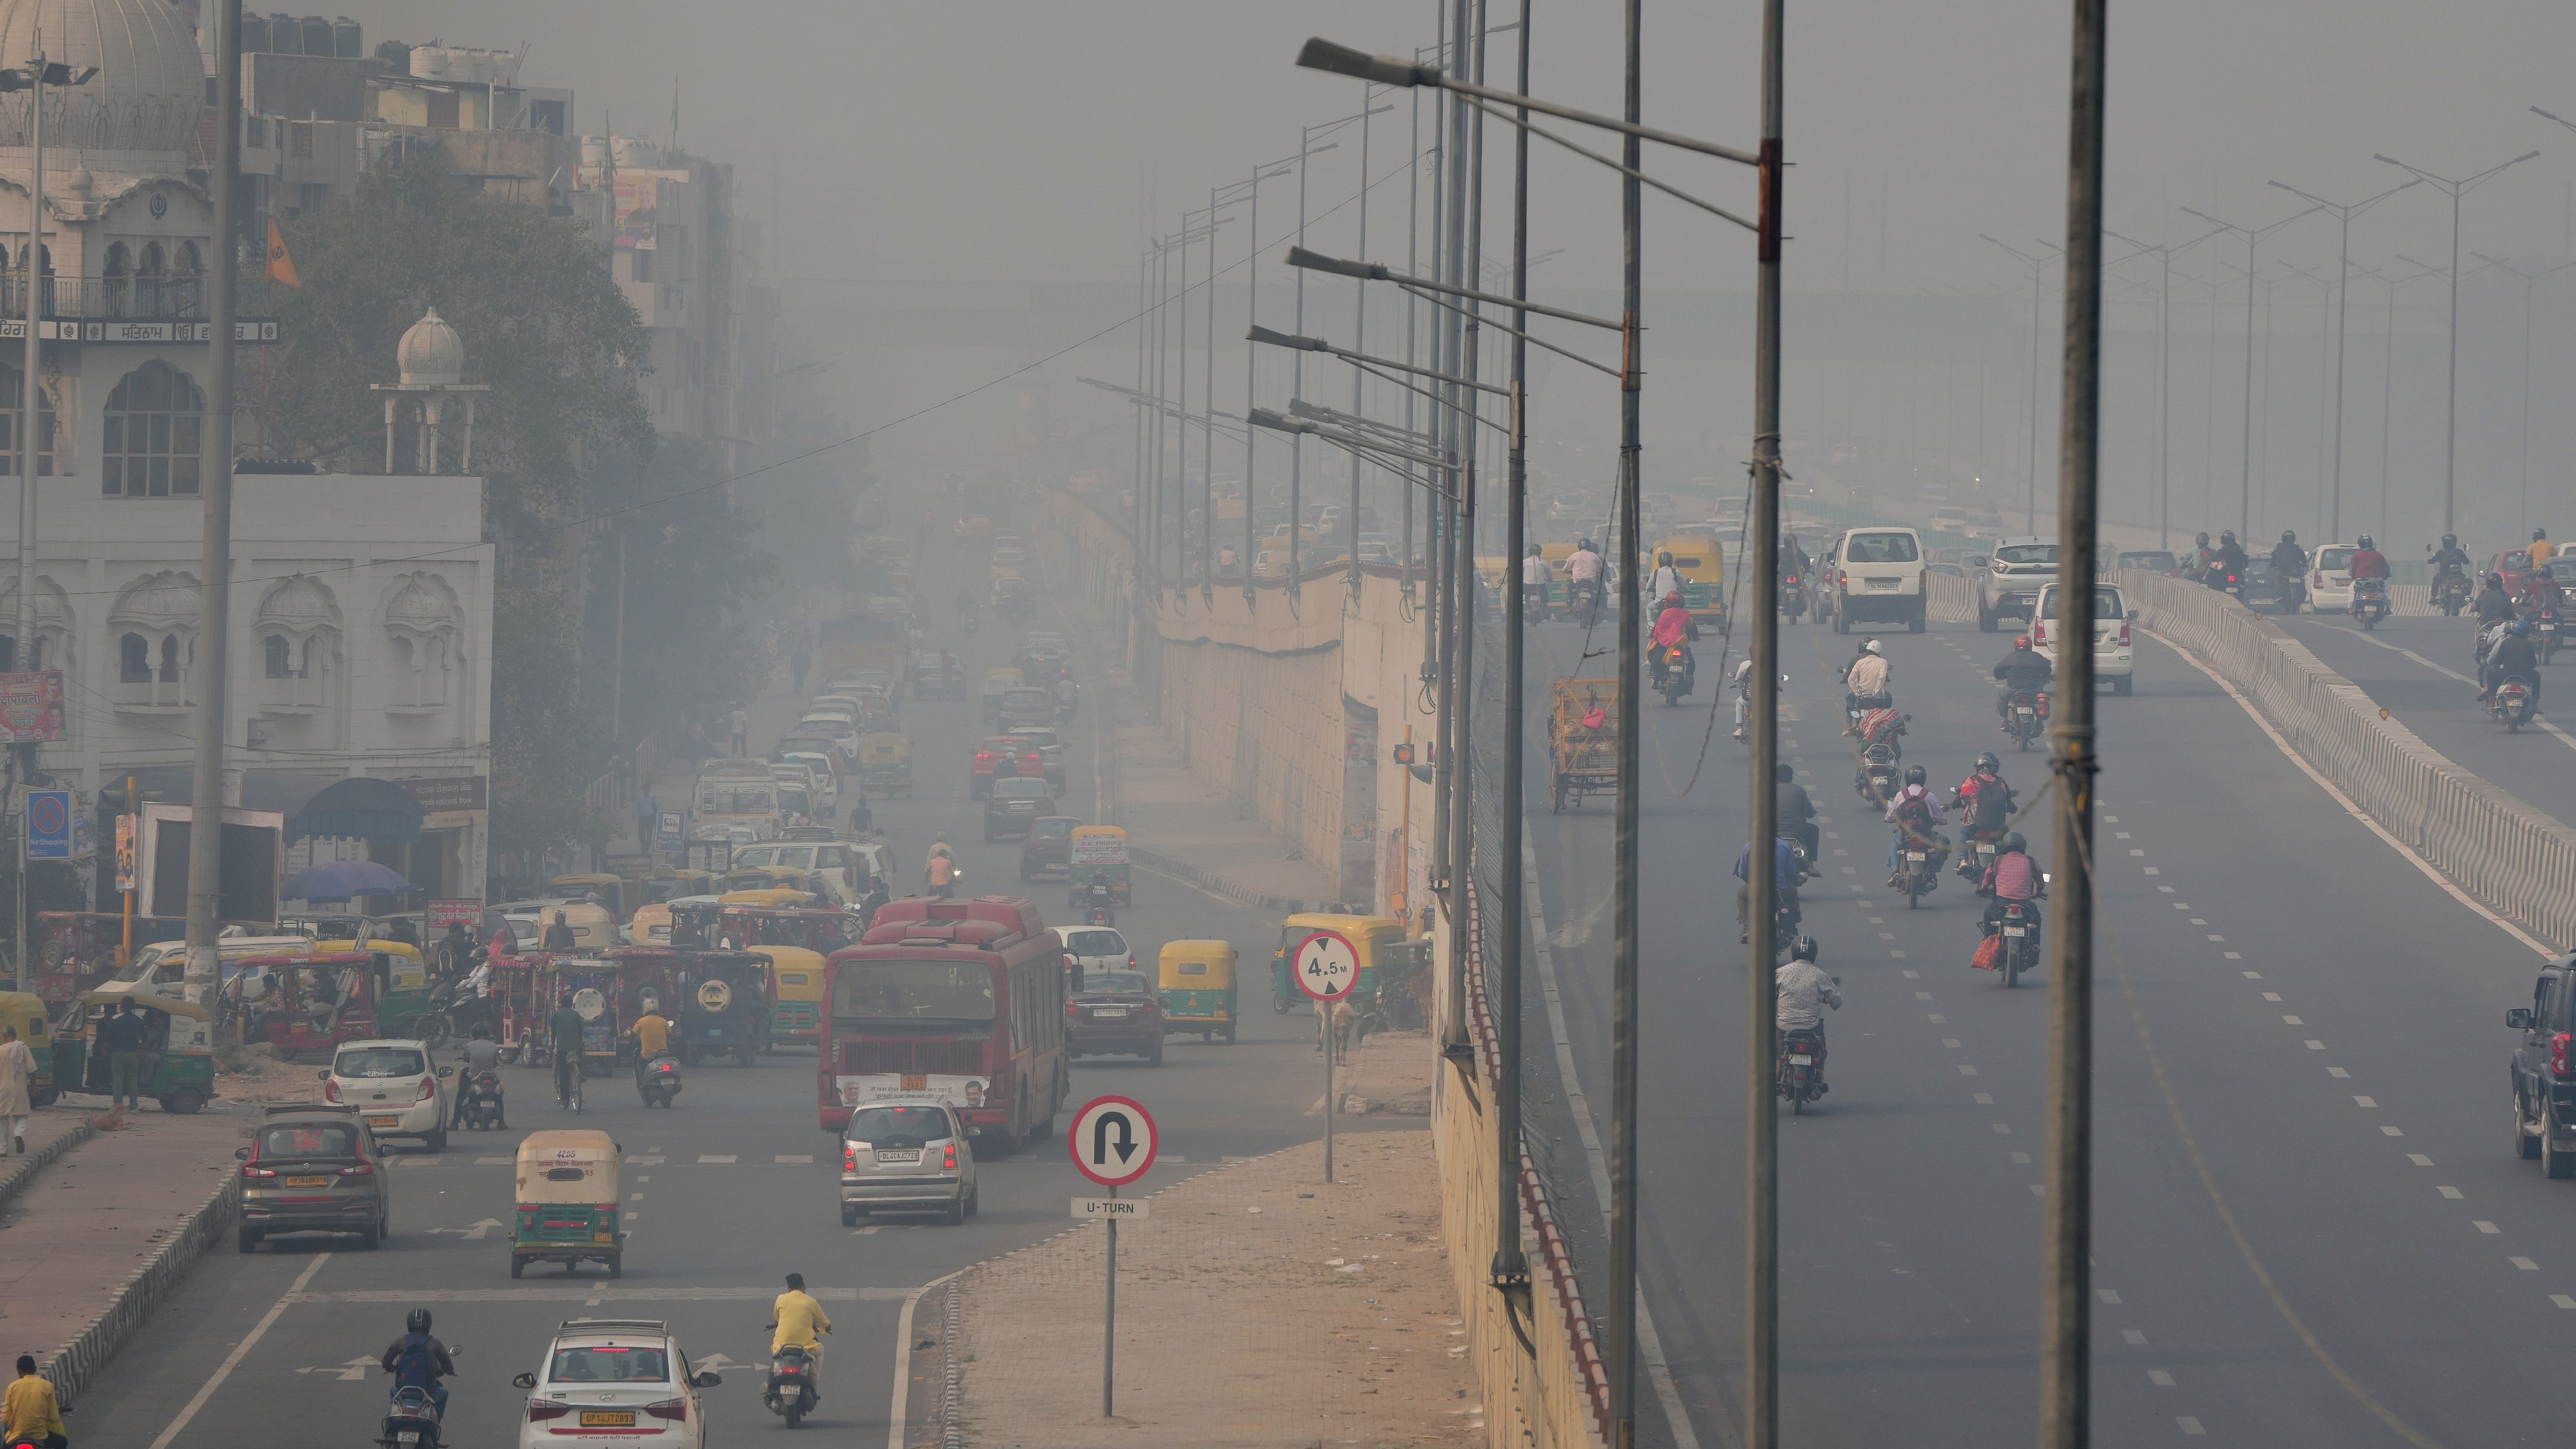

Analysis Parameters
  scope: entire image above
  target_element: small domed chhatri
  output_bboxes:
[396,307,467,387]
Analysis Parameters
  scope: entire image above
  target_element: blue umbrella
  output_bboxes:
[281,860,419,903]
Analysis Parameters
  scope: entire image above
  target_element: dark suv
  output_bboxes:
[2511,957,2576,1179]
[236,1105,392,1252]
[1021,815,1080,879]
[984,776,1057,841]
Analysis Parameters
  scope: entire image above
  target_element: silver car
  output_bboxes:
[840,1102,978,1225]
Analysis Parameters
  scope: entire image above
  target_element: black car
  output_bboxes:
[2511,955,2576,1179]
[1065,968,1164,1065]
[984,776,1057,841]
[2237,556,2279,608]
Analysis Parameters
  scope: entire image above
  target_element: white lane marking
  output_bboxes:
[2282,1015,2304,1025]
[1990,1122,2011,1133]
[2305,1040,2326,1050]
[2223,952,2242,960]
[150,1252,334,1449]
[2148,625,2554,955]
[2123,1329,2149,1345]
[2512,1257,2538,1270]
[887,1268,967,1449]
[2143,866,2160,875]
[2329,1068,2350,1078]
[1973,1093,1995,1105]
[2353,1096,2376,1107]
[2242,971,2262,978]
[2553,1294,2576,1309]
[2409,1154,2435,1166]
[1957,1065,1979,1076]
[700,1154,738,1164]
[2011,1151,2032,1164]
[2380,1125,2405,1137]
[1928,1013,1947,1023]
[2190,918,2208,925]
[2437,1186,2463,1199]
[775,1154,813,1164]
[2207,935,2226,942]
[2149,1369,2176,1386]
[2179,1417,2208,1436]
[2475,1221,2502,1235]
[1520,834,1702,1449]
[2097,1288,2123,1304]
[2331,624,2576,754]
[2263,993,2283,1002]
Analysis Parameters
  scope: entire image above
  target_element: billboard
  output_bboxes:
[0,670,64,743]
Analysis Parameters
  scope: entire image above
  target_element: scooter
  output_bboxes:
[1854,742,1900,804]
[455,1064,506,1130]
[1652,642,1695,705]
[2004,690,2048,751]
[379,1385,445,1448]
[2350,577,2390,630]
[763,1338,819,1429]
[2488,676,2538,733]
[637,1053,683,1108]
[2433,567,2472,617]
[1897,835,1941,909]
[1776,1020,1830,1115]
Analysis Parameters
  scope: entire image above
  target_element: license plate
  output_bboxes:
[1788,1055,1814,1065]
[580,1411,637,1427]
[1093,1008,1129,1019]
[1868,578,1897,590]
[875,1149,921,1163]
[2016,707,2035,717]
[366,1115,400,1128]
[1906,851,1926,862]
[2002,926,2026,937]
[1978,845,1996,856]
[284,1175,330,1187]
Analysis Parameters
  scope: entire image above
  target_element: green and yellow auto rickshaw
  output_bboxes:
[0,991,57,1105]
[50,987,217,1114]
[511,1129,624,1278]
[1157,940,1238,1043]
[1068,825,1131,910]
[1267,912,1431,1019]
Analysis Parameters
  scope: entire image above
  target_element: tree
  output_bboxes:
[586,436,773,751]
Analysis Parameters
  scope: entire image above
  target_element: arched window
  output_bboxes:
[102,361,204,497]
[174,241,203,314]
[0,362,58,478]
[264,633,292,677]
[102,241,129,315]
[119,632,149,683]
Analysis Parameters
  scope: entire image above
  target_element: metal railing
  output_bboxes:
[0,275,289,321]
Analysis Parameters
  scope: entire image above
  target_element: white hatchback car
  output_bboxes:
[2305,543,2358,612]
[1052,924,1135,982]
[322,1040,450,1152]
[515,1319,719,1448]
[2031,580,2134,695]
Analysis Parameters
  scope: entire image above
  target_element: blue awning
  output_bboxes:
[287,776,425,842]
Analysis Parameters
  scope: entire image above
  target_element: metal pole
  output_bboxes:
[1489,0,1531,1302]
[1444,0,1487,1067]
[9,26,46,885]
[1404,58,1424,592]
[1102,1183,1118,1417]
[1245,169,1264,607]
[2240,228,2255,540]
[2158,247,2170,550]
[2329,209,2350,540]
[1744,0,1785,1441]
[1176,214,1194,590]
[2443,186,2459,536]
[609,526,626,743]
[1350,84,1371,600]
[1608,0,1643,1439]
[2026,257,2042,530]
[1203,196,1219,596]
[2379,273,2395,540]
[1292,138,1310,595]
[184,0,241,1009]
[2043,0,2105,1441]
[1429,0,1470,1040]
[1325,994,1336,1181]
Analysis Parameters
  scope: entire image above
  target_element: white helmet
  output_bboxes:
[1863,639,1884,657]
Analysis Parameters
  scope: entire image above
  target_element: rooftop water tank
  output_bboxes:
[240,13,271,52]
[489,51,521,87]
[267,11,301,53]
[297,16,331,57]
[610,135,659,169]
[579,134,608,168]
[331,15,361,58]
[408,44,449,79]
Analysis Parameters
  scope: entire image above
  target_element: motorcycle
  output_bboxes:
[1776,1020,1831,1114]
[2488,676,2537,733]
[1897,836,1940,909]
[1569,577,1603,627]
[1086,904,1117,928]
[1651,642,1695,705]
[1080,879,1118,917]
[1990,900,2041,987]
[455,1065,506,1131]
[637,1052,682,1108]
[2350,577,2390,631]
[2434,567,2472,617]
[2004,689,2048,751]
[1958,829,2002,884]
[2533,605,2563,664]
[2274,571,2306,614]
[1854,742,1900,804]
[764,1339,819,1429]
[1780,573,1807,623]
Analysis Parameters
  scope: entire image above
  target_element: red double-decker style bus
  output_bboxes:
[818,895,1070,1141]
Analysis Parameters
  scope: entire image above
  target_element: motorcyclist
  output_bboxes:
[2348,534,2390,581]
[1565,537,1605,621]
[381,1307,458,1422]
[626,1000,675,1094]
[1646,551,1686,604]
[1733,832,1803,944]
[1774,761,1820,872]
[1842,639,1891,730]
[2474,571,2518,626]
[1775,935,1841,1069]
[1648,590,1695,689]
[450,1023,504,1130]
[926,838,958,900]
[772,1272,834,1401]
[2272,530,2307,602]
[1953,753,2016,836]
[2481,619,2541,708]
[1520,544,1549,618]
[1991,634,2053,719]
[2186,531,2215,580]
[2429,533,2471,576]
[1978,830,2043,935]
[2521,560,2565,611]
[2215,529,2248,573]
[547,990,586,1109]
[1884,763,1951,884]
[1781,532,1811,581]
[5,1352,66,1449]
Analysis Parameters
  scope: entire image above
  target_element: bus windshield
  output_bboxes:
[832,959,998,1021]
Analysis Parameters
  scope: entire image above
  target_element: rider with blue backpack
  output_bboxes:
[380,1308,458,1421]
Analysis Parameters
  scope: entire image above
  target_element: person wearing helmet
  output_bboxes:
[1646,549,1686,604]
[2482,615,2543,707]
[1980,828,2043,935]
[2271,530,2308,608]
[1953,752,2018,875]
[1520,543,1550,621]
[1842,638,1893,730]
[1774,760,1820,870]
[2521,555,2565,612]
[2348,534,2389,581]
[1774,934,1841,1080]
[381,1307,458,1421]
[1991,631,2053,721]
[2475,570,2518,626]
[1565,537,1606,624]
[1883,761,1951,885]
[1648,589,1696,694]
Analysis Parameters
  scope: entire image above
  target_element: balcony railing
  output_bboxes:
[0,275,287,321]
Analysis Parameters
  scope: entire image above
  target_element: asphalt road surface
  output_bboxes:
[1518,606,2565,1447]
[78,569,1350,1449]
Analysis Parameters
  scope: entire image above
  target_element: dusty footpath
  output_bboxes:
[944,1130,1481,1448]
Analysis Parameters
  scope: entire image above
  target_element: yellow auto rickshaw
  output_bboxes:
[548,873,629,921]
[1157,941,1239,1044]
[527,901,620,952]
[717,887,817,911]
[1268,912,1429,1019]
[720,865,807,895]
[0,991,57,1105]
[641,869,720,908]
[510,1129,624,1278]
[859,732,913,799]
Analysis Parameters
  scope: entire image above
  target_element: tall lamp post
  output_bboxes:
[2180,202,2321,540]
[182,0,240,1009]
[2103,226,2223,550]
[2371,149,2538,535]
[2468,251,2574,540]
[2264,178,2417,542]
[2350,260,2435,540]
[1978,235,2059,530]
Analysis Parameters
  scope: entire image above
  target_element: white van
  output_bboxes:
[2031,579,2134,695]
[1827,527,1929,633]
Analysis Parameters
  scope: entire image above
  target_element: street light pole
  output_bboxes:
[2468,252,2573,540]
[2265,178,2416,542]
[2181,202,2320,541]
[2373,149,2539,536]
[1744,0,1785,1441]
[184,0,241,1008]
[1979,235,2058,530]
[2105,227,2223,552]
[1490,0,1532,1308]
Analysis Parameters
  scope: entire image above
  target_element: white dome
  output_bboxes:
[383,573,458,631]
[110,569,198,629]
[0,0,207,160]
[396,307,465,387]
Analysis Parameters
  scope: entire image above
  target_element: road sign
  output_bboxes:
[656,811,685,850]
[1067,1094,1158,1187]
[1292,928,1360,1003]
[24,788,72,859]
[1071,1197,1151,1220]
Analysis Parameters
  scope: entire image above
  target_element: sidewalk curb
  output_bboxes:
[42,1168,238,1409]
[0,1120,96,1215]
[1129,845,1316,915]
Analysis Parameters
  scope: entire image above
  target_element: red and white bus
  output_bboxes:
[817,895,1070,1141]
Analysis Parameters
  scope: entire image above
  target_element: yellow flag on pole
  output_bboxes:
[265,217,300,287]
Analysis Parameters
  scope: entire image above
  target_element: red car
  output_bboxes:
[1063,965,1164,1065]
[2494,550,2535,599]
[970,735,1042,799]
[1020,816,1080,879]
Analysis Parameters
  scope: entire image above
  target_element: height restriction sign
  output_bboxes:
[1292,929,1360,1003]
[1067,1094,1158,1188]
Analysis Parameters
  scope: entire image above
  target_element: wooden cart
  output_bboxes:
[1548,677,1621,812]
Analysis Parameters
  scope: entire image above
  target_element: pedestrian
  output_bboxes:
[729,704,750,758]
[3,1353,66,1449]
[0,1024,34,1154]
[686,720,709,770]
[636,786,660,853]
[98,999,144,1111]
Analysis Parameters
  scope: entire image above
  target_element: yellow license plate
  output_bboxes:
[365,1115,400,1128]
[580,1411,636,1427]
[283,1175,330,1187]
[901,1073,926,1090]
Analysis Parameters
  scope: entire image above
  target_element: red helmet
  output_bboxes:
[2013,634,2032,649]
[1663,590,1685,610]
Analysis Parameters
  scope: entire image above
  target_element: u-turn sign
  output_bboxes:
[1067,1094,1158,1188]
